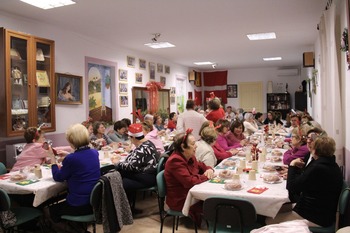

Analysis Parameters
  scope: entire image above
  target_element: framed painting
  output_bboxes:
[120,96,128,107]
[160,76,166,86]
[127,56,136,68]
[165,65,170,74]
[139,59,146,70]
[135,73,143,84]
[119,69,128,82]
[170,87,176,104]
[55,73,82,104]
[157,63,163,73]
[227,84,238,98]
[149,62,156,80]
[119,83,128,94]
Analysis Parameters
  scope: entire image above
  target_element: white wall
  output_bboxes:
[0,11,189,134]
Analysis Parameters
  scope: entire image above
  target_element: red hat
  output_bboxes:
[128,123,144,137]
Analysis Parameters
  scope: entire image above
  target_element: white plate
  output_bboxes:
[263,178,283,184]
[222,184,245,191]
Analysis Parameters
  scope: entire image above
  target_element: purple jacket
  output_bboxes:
[283,144,309,165]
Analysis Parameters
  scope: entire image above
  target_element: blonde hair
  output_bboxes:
[200,126,217,144]
[313,136,335,157]
[66,124,90,149]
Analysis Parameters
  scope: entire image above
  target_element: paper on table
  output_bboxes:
[247,186,268,194]
[16,179,40,186]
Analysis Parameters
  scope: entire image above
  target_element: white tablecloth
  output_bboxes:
[182,148,290,218]
[0,166,67,207]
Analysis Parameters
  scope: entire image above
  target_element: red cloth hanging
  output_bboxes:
[203,71,228,104]
[194,90,202,106]
[146,81,164,114]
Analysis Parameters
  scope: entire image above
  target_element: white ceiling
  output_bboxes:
[0,0,328,70]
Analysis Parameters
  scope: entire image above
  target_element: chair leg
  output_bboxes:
[176,216,180,230]
[92,223,96,233]
[172,216,176,233]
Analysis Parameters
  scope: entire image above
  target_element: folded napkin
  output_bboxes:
[16,179,40,186]
[209,177,225,184]
[247,186,268,194]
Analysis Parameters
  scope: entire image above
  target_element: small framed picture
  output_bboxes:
[157,63,163,73]
[120,96,128,107]
[119,83,128,94]
[227,84,238,98]
[149,62,156,80]
[160,76,166,86]
[127,56,136,68]
[119,69,128,82]
[135,73,143,84]
[139,59,146,70]
[165,65,170,74]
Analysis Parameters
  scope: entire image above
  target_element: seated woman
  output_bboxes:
[283,127,310,165]
[108,120,128,143]
[264,111,283,126]
[47,124,100,227]
[164,129,214,227]
[167,112,177,131]
[195,123,217,167]
[111,123,159,204]
[243,112,259,136]
[267,136,343,227]
[254,112,264,127]
[90,121,116,149]
[141,121,165,155]
[205,97,225,124]
[226,120,247,148]
[153,114,165,131]
[215,119,240,151]
[11,127,72,172]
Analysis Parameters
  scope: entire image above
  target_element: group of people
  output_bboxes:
[6,96,344,231]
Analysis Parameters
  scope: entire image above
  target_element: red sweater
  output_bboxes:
[164,152,212,211]
[212,141,232,161]
[167,120,176,130]
[206,109,225,124]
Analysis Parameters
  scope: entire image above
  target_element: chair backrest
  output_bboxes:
[0,163,7,175]
[100,164,115,176]
[0,188,11,211]
[156,170,166,198]
[336,181,350,229]
[203,197,257,233]
[156,156,168,174]
[90,181,102,209]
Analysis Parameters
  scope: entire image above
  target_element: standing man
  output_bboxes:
[176,99,207,140]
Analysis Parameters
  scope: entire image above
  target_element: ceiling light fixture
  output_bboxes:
[247,32,276,41]
[144,33,175,49]
[193,62,214,65]
[20,0,76,9]
[263,57,282,61]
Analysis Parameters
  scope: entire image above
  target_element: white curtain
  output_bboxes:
[318,3,344,165]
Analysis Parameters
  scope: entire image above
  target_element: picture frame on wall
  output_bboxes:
[227,84,238,98]
[157,63,163,73]
[149,62,156,80]
[165,65,170,74]
[127,56,136,68]
[119,83,128,94]
[135,73,143,84]
[119,69,128,82]
[120,95,128,107]
[139,59,146,70]
[55,73,83,104]
[160,76,166,85]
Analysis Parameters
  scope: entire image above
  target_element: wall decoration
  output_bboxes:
[149,62,156,80]
[227,84,237,98]
[120,96,128,107]
[165,65,170,74]
[55,73,82,104]
[119,69,128,82]
[135,73,143,84]
[176,75,186,113]
[139,58,146,70]
[127,55,136,68]
[170,87,176,105]
[85,57,116,122]
[157,63,163,73]
[160,76,166,86]
[119,83,128,94]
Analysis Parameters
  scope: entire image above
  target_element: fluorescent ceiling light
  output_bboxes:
[247,32,276,40]
[263,57,282,61]
[194,62,214,65]
[144,42,175,49]
[20,0,76,9]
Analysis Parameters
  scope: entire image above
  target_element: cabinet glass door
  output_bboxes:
[35,40,54,130]
[9,35,29,134]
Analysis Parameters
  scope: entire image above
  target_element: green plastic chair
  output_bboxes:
[0,188,42,233]
[309,181,349,233]
[203,196,261,233]
[0,162,7,175]
[61,181,102,233]
[156,170,198,233]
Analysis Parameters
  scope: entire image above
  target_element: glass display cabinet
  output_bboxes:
[0,28,56,137]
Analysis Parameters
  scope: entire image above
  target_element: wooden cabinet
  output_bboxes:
[266,93,291,119]
[0,28,55,137]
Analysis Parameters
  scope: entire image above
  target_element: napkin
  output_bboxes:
[209,177,225,184]
[247,186,268,194]
[16,179,40,186]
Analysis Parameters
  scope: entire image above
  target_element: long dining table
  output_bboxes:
[182,146,290,218]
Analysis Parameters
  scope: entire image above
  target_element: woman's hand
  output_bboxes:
[240,139,247,146]
[111,154,121,164]
[290,158,305,168]
[204,169,215,179]
[229,148,238,155]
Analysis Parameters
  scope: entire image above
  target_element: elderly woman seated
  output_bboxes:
[195,122,218,167]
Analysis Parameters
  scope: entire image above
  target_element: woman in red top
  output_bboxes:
[205,98,225,123]
[167,112,177,130]
[164,129,214,227]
